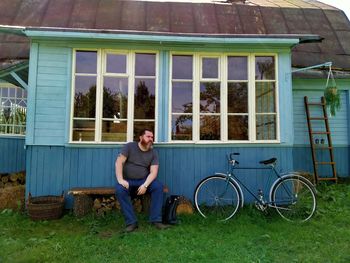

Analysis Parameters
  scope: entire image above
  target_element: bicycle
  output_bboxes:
[194,153,317,222]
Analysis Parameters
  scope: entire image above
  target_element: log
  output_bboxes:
[1,176,8,184]
[9,173,18,182]
[176,197,194,215]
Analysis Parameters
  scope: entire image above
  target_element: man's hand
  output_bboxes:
[137,184,147,195]
[118,179,129,189]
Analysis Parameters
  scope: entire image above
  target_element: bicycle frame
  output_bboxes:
[217,163,288,206]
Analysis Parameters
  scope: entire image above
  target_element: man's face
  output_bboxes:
[140,131,154,149]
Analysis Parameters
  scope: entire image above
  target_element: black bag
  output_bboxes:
[162,195,180,224]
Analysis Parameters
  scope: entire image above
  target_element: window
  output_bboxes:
[170,53,278,143]
[71,50,157,143]
[0,85,27,135]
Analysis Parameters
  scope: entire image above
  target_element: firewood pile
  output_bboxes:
[92,195,147,216]
[0,171,26,188]
[91,194,194,217]
[0,171,26,210]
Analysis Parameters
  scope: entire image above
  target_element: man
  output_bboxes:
[115,128,169,232]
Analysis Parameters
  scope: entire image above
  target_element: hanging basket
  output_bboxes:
[27,192,65,221]
[324,86,341,116]
[324,66,341,116]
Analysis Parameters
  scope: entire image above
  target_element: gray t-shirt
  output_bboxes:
[120,142,159,180]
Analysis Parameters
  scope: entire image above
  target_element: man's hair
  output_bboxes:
[139,128,153,137]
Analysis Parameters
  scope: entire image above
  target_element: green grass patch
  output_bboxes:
[0,182,349,263]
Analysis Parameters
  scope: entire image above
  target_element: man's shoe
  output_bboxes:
[151,222,171,230]
[125,223,138,233]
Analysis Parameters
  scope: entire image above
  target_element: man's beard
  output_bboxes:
[140,138,153,150]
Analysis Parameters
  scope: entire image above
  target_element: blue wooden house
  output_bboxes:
[0,0,349,206]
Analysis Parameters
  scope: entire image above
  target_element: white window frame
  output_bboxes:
[0,83,27,137]
[169,52,280,143]
[70,49,159,144]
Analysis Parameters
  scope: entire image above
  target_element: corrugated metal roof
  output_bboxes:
[0,0,349,70]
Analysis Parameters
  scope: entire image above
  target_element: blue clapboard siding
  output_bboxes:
[26,145,294,207]
[0,137,26,173]
[293,146,349,178]
[32,45,70,145]
[293,90,348,145]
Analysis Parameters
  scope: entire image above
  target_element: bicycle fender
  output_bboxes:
[214,173,244,207]
[268,173,311,202]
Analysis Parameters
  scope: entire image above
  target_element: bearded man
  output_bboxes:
[115,128,169,232]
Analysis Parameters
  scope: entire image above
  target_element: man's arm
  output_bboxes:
[137,164,159,195]
[115,154,129,189]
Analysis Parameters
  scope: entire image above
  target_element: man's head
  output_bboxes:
[139,128,154,150]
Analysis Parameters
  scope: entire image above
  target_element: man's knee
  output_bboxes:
[150,179,163,192]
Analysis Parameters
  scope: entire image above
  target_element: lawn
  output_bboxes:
[0,182,349,263]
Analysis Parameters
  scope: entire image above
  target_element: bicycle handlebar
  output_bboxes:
[227,153,240,165]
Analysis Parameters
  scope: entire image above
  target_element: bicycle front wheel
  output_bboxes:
[270,175,316,222]
[194,176,241,221]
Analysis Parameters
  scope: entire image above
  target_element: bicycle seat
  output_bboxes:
[259,158,277,165]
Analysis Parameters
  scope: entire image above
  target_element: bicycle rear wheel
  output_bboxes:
[270,175,316,222]
[194,176,241,221]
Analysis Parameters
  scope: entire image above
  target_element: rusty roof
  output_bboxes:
[0,0,349,71]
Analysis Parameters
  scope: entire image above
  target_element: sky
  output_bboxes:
[318,0,350,20]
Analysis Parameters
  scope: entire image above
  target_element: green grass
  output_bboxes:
[0,182,350,263]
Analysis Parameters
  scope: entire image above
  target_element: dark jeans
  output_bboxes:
[115,178,163,226]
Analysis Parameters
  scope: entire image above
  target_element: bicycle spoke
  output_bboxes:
[195,176,240,221]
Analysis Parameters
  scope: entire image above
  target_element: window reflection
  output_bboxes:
[172,82,193,113]
[256,115,276,140]
[101,120,127,142]
[172,116,192,140]
[202,58,218,79]
[256,82,275,113]
[228,83,248,113]
[72,120,95,141]
[200,82,220,113]
[76,51,97,74]
[135,53,155,76]
[134,79,155,119]
[255,56,275,80]
[103,77,128,119]
[74,76,96,118]
[173,55,193,79]
[106,54,126,74]
[200,116,220,140]
[228,56,248,80]
[228,115,248,140]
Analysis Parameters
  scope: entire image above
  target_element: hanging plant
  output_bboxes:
[324,85,341,116]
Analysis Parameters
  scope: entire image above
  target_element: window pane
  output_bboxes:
[106,54,126,74]
[172,82,192,113]
[76,51,97,74]
[228,115,248,140]
[200,115,220,140]
[172,55,193,79]
[101,120,127,142]
[255,56,275,80]
[134,78,155,119]
[172,115,192,140]
[202,58,218,79]
[228,56,248,80]
[133,121,155,141]
[74,76,96,118]
[228,82,248,113]
[256,115,276,140]
[72,120,95,141]
[135,53,155,76]
[103,77,128,119]
[256,82,275,113]
[200,82,220,113]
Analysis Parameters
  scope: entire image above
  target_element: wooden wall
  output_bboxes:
[0,137,25,173]
[26,145,294,207]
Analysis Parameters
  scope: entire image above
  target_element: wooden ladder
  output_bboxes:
[304,96,337,183]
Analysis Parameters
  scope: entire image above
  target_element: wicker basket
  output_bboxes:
[27,192,65,221]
